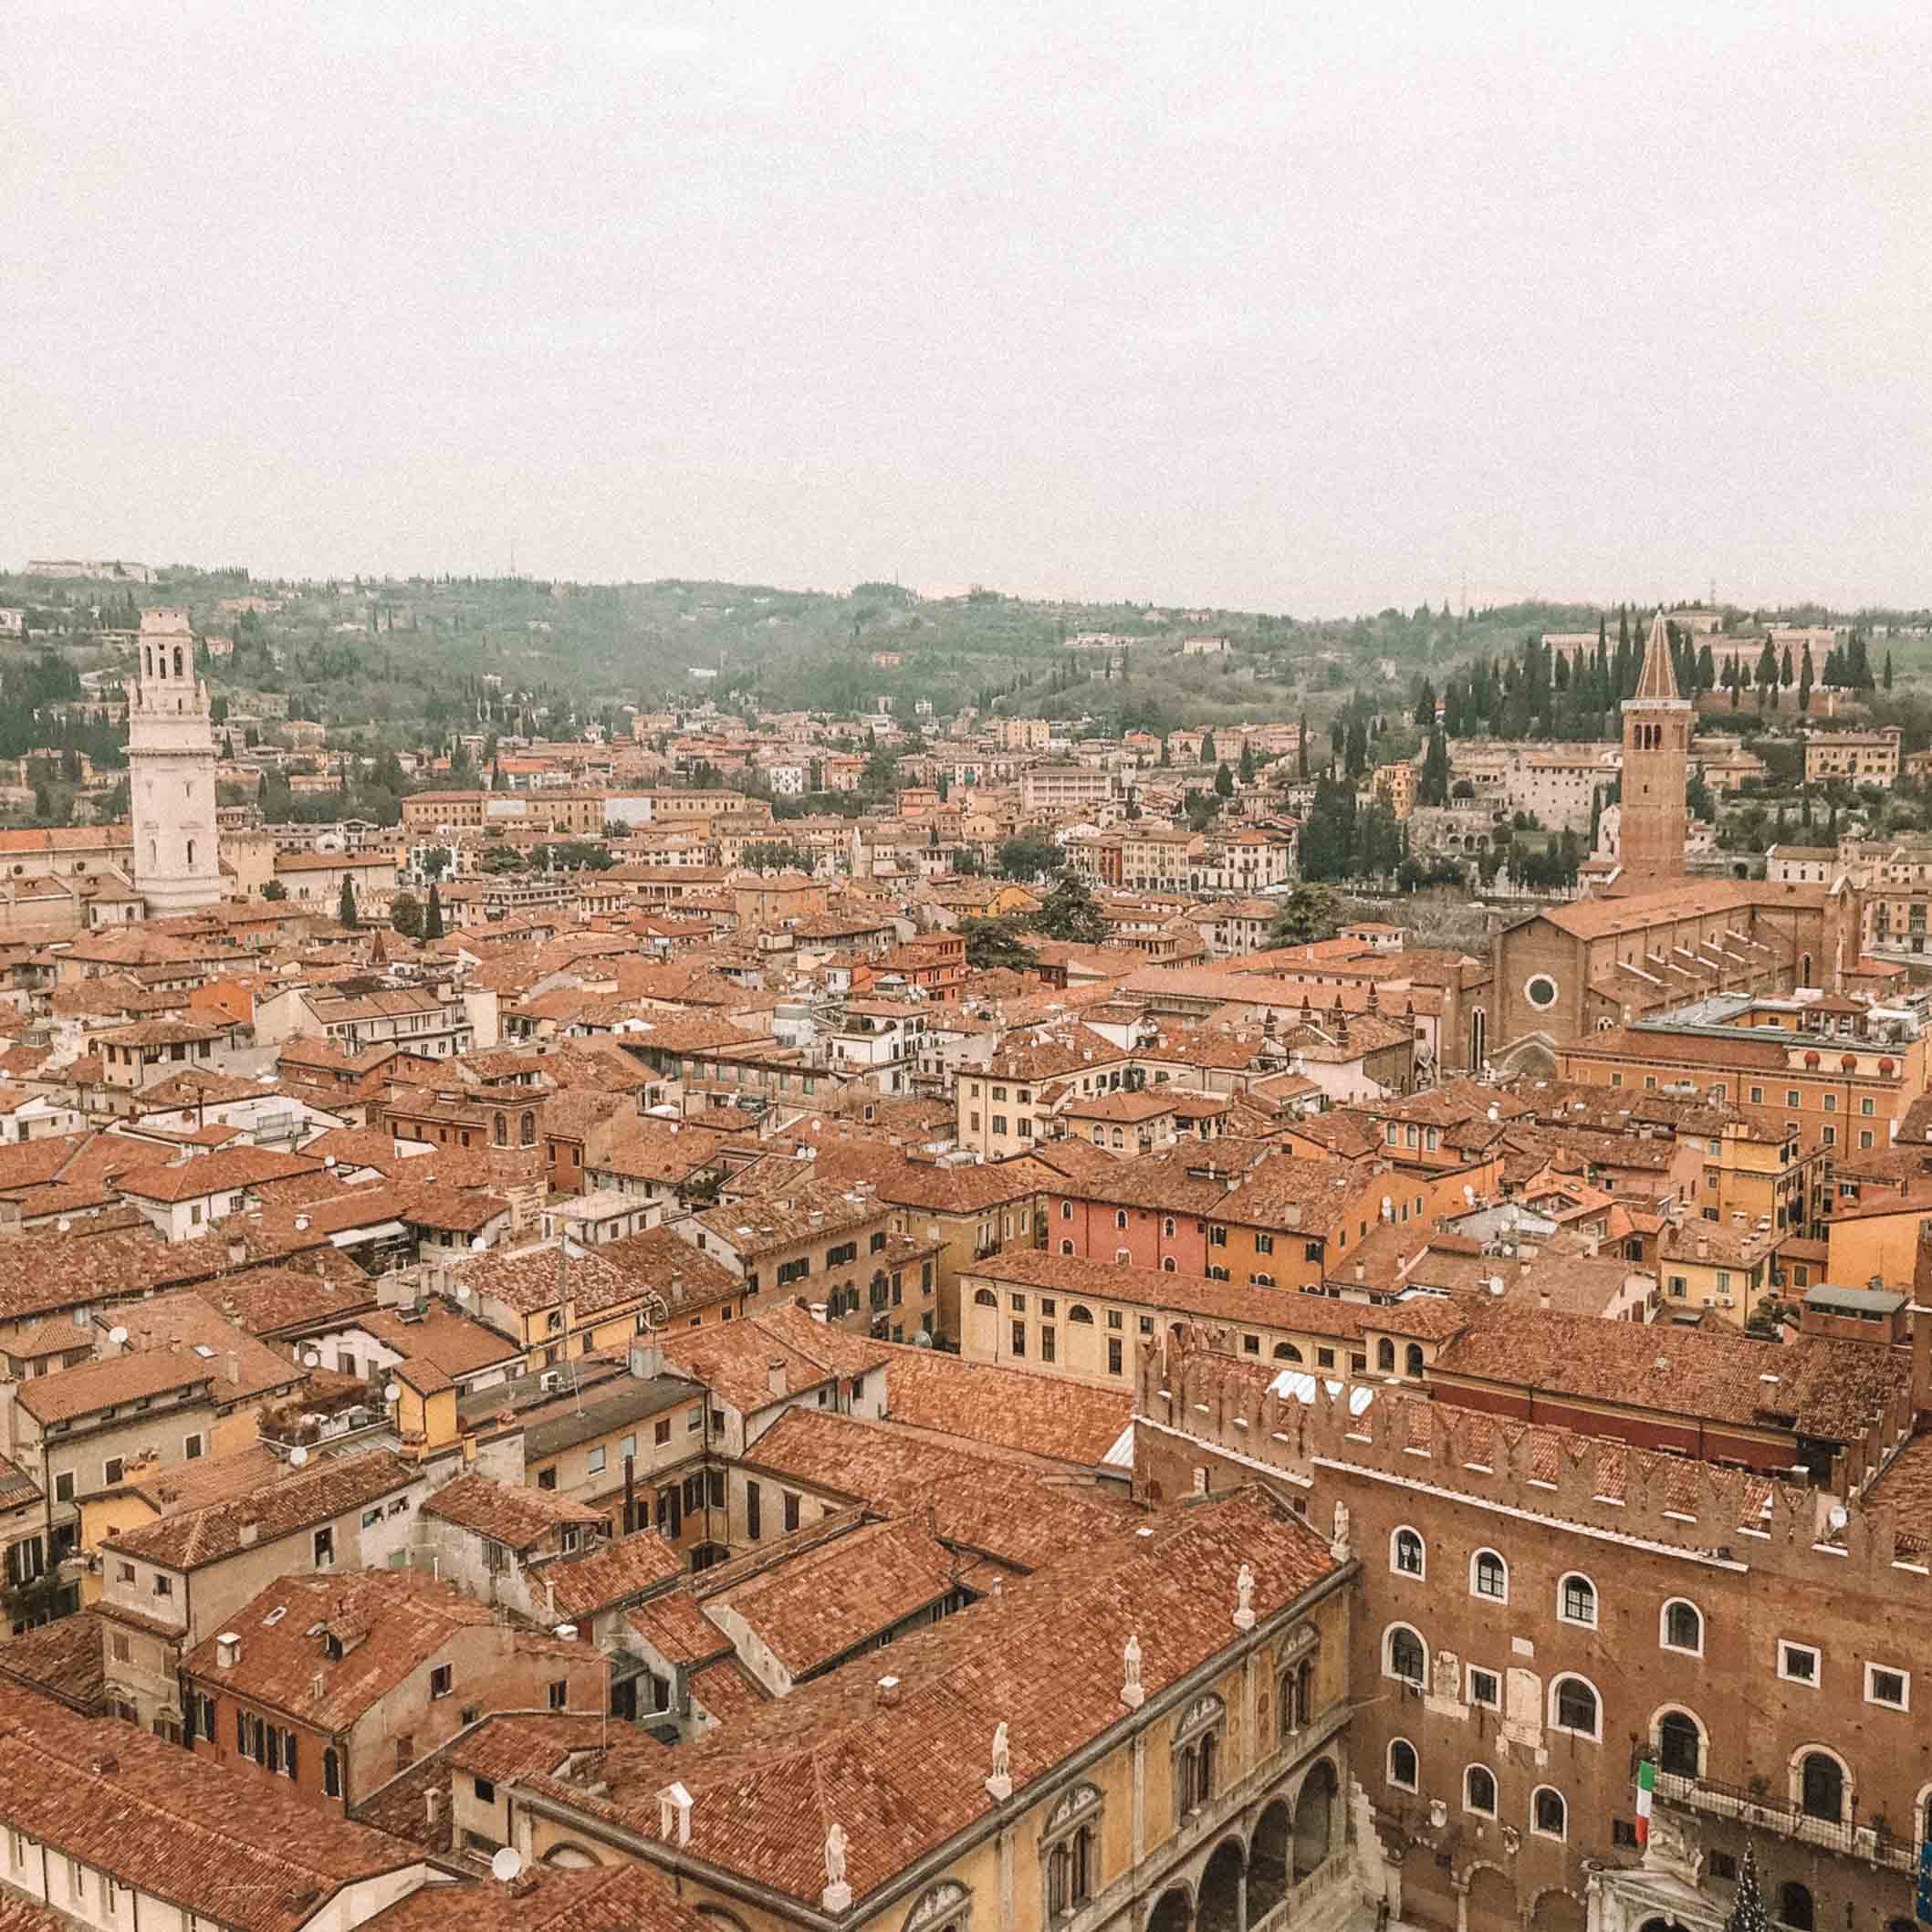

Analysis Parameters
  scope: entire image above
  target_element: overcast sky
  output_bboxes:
[3,3,1927,613]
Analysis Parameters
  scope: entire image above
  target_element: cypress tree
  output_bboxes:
[1885,650,1894,691]
[339,877,359,929]
[1799,647,1813,714]
[1781,644,1794,687]
[425,883,444,939]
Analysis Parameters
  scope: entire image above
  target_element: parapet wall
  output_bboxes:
[1135,1326,1931,1591]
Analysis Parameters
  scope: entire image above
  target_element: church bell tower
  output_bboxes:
[129,608,222,915]
[1618,611,1691,884]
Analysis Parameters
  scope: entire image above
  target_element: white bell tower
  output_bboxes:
[129,608,221,914]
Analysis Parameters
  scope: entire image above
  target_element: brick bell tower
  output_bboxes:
[1618,611,1691,884]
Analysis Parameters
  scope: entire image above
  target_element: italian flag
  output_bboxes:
[1634,1760,1656,1846]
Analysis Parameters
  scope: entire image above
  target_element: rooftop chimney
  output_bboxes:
[225,1351,241,1387]
[1696,1236,1709,1261]
[767,1358,789,1399]
[215,1633,242,1669]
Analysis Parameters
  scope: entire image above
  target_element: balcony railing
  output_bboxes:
[1655,1769,1927,1873]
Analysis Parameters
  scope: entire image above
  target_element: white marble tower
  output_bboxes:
[129,608,221,914]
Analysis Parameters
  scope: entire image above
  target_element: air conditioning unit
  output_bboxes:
[538,1371,563,1393]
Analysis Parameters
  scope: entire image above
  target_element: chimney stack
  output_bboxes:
[767,1358,788,1399]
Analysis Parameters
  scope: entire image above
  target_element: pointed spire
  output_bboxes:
[1634,610,1680,702]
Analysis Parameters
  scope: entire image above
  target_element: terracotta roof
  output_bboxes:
[114,1144,321,1203]
[104,1449,415,1571]
[877,1342,1133,1467]
[0,1692,421,1932]
[706,1515,960,1678]
[1436,1303,1908,1443]
[543,1530,686,1619]
[110,1291,308,1405]
[745,1407,1138,1572]
[625,1591,734,1668]
[421,1473,607,1551]
[360,1856,703,1932]
[0,1609,107,1713]
[657,1304,886,1416]
[14,1347,217,1425]
[526,1487,1331,1906]
[965,1247,1369,1342]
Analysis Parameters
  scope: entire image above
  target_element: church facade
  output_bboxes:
[1486,615,1864,1073]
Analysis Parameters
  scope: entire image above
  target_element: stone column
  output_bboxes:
[1133,1733,1148,1866]
[997,1826,1015,1932]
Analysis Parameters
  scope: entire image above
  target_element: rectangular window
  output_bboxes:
[654,1418,671,1446]
[1040,1327,1056,1363]
[1317,1347,1335,1368]
[103,1457,124,1487]
[183,1433,204,1460]
[585,1446,606,1477]
[54,1471,73,1504]
[1787,1090,1801,1107]
[1779,1640,1821,1686]
[783,1490,800,1532]
[1108,1338,1123,1375]
[431,1664,453,1699]
[313,1527,334,1566]
[537,1466,558,1489]
[1011,1321,1026,1358]
[548,1680,567,1711]
[1865,1664,1909,1710]
[1468,1668,1500,1708]
[747,1481,761,1540]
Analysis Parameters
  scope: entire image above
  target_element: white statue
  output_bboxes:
[825,1823,848,1891]
[1237,1563,1255,1615]
[1124,1634,1143,1693]
[1330,1500,1352,1559]
[991,1722,1009,1781]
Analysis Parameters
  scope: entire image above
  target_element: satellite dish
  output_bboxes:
[1827,1504,1849,1532]
[303,1350,321,1368]
[108,1326,128,1346]
[489,1848,523,1885]
[471,1236,487,1253]
[289,1446,308,1467]
[383,1383,401,1404]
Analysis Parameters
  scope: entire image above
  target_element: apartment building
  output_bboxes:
[1018,764,1114,813]
[1804,726,1901,784]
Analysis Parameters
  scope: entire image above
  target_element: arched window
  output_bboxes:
[974,1289,997,1308]
[1387,1739,1417,1790]
[1780,1884,1813,1932]
[1531,1788,1566,1840]
[1115,1209,1128,1230]
[1661,1599,1703,1655]
[1277,1655,1313,1735]
[1047,1825,1092,1916]
[322,1746,340,1796]
[1405,1342,1425,1376]
[1376,1338,1395,1372]
[1798,1751,1844,1822]
[185,839,195,868]
[1060,1240,1074,1256]
[1386,1625,1426,1686]
[1470,1550,1508,1603]
[1551,1676,1599,1739]
[1391,1528,1425,1578]
[1060,1200,1072,1219]
[1464,1765,1497,1815]
[1656,1709,1702,1778]
[1163,1217,1175,1237]
[521,1111,537,1146]
[1069,1304,1094,1324]
[1115,1248,1131,1264]
[1273,1342,1303,1362]
[495,1112,509,1145]
[1161,1257,1176,1272]
[1558,1572,1597,1626]
[1252,1272,1274,1287]
[172,646,183,677]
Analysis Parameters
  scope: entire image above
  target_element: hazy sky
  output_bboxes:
[4,3,1927,613]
